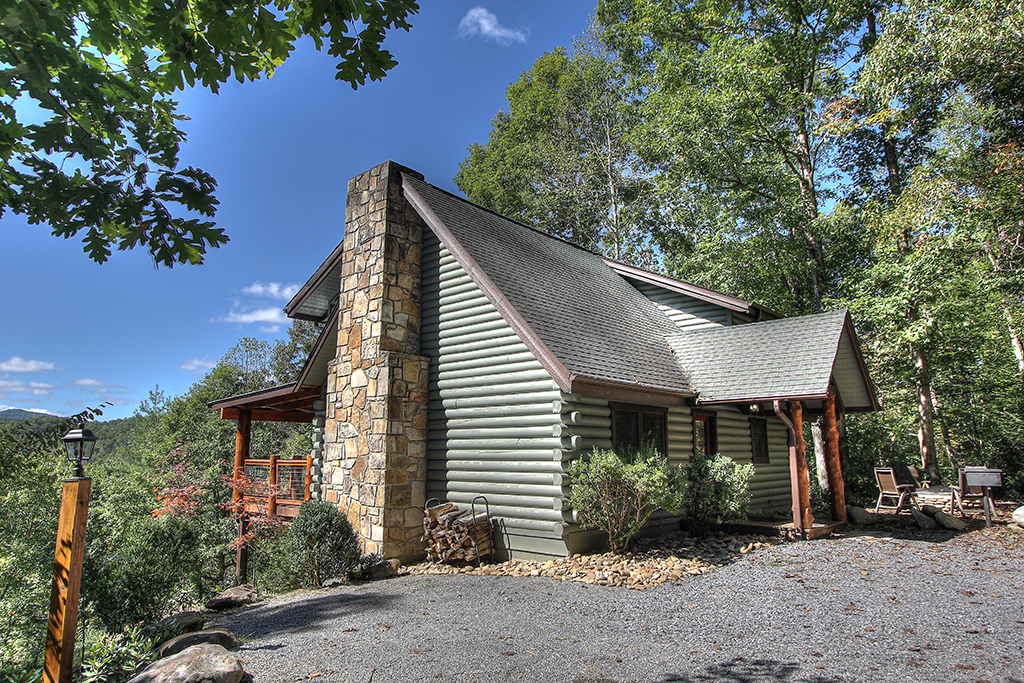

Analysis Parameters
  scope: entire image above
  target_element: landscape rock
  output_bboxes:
[911,508,938,530]
[405,530,778,589]
[204,585,258,611]
[920,505,942,517]
[128,644,243,683]
[157,612,205,635]
[1012,506,1024,526]
[933,510,968,531]
[845,505,877,525]
[158,630,242,659]
[321,578,345,588]
[363,559,401,580]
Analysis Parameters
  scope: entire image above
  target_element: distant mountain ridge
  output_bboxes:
[0,408,60,422]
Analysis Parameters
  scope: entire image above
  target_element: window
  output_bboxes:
[692,411,717,456]
[749,417,769,464]
[610,403,667,455]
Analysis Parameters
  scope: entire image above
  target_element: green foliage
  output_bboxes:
[683,451,754,537]
[0,0,418,266]
[566,447,686,554]
[79,626,155,683]
[455,38,659,267]
[283,500,362,587]
[0,664,41,683]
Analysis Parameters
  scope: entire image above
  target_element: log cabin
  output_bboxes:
[210,161,879,565]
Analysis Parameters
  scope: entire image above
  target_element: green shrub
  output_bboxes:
[79,626,155,683]
[0,664,41,683]
[683,451,755,536]
[567,447,687,554]
[284,501,362,587]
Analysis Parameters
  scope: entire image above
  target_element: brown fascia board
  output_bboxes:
[208,385,321,411]
[604,259,779,319]
[568,376,692,406]
[695,392,830,407]
[294,307,339,388]
[401,174,575,393]
[283,240,346,321]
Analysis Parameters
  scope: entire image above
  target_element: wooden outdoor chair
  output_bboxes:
[951,468,986,517]
[874,467,918,513]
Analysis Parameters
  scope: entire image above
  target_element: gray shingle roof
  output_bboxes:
[668,310,850,404]
[403,175,695,395]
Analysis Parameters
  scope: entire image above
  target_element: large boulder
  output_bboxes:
[157,612,206,635]
[158,630,242,659]
[1012,506,1024,526]
[845,505,877,526]
[934,510,968,531]
[128,644,244,683]
[204,585,258,611]
[911,508,938,530]
[920,505,943,517]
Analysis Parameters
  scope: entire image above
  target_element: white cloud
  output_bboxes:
[72,378,103,386]
[243,281,300,300]
[214,307,288,326]
[180,358,217,373]
[259,325,282,333]
[0,356,59,372]
[458,7,527,45]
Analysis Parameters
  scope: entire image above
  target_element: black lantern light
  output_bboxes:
[61,424,97,479]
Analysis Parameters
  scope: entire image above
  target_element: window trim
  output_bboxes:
[749,416,770,464]
[692,409,718,456]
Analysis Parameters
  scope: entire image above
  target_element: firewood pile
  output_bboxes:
[422,502,492,563]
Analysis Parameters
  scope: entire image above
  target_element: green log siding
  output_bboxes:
[631,281,757,330]
[422,231,575,559]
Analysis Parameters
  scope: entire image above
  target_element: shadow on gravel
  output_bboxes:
[650,658,836,683]
[229,590,398,638]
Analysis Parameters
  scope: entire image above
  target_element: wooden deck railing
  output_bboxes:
[242,455,311,519]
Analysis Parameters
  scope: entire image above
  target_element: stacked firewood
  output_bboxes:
[421,502,492,563]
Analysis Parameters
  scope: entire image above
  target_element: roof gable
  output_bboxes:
[402,174,695,399]
[667,310,879,411]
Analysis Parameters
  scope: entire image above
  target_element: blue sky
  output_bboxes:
[0,2,596,420]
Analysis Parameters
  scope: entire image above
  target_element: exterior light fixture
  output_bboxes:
[61,424,97,479]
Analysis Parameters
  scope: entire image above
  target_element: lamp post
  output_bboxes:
[43,425,97,683]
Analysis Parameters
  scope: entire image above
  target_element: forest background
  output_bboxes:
[3,0,1023,674]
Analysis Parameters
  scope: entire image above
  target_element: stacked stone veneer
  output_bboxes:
[322,162,430,561]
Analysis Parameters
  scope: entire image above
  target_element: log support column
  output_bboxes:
[777,400,813,538]
[823,392,847,521]
[234,409,252,580]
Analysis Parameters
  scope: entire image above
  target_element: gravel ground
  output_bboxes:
[214,524,1023,683]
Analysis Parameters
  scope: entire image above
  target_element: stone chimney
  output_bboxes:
[322,161,429,561]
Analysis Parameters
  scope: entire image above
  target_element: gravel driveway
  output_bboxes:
[215,527,1023,683]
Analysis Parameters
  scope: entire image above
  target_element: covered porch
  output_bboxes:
[209,383,325,576]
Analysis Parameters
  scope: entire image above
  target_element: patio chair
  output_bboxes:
[951,468,987,517]
[874,467,918,513]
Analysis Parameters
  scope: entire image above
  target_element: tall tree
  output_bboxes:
[455,42,658,267]
[848,0,1024,482]
[0,0,418,266]
[599,0,866,314]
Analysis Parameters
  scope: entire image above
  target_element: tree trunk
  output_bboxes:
[912,341,941,483]
[811,422,828,495]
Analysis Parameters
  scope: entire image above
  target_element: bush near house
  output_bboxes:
[683,451,754,536]
[567,447,687,554]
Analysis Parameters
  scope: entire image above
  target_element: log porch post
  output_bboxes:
[823,392,847,521]
[234,409,251,579]
[792,401,813,530]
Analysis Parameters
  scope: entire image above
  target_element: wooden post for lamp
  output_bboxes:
[43,479,91,683]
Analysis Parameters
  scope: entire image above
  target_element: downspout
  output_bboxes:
[775,400,804,539]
